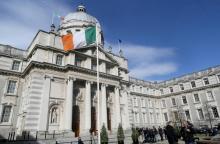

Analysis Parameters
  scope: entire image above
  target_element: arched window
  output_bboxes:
[50,107,58,124]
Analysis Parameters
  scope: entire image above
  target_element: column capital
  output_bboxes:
[101,83,108,87]
[86,80,93,84]
[115,86,121,90]
[68,77,76,81]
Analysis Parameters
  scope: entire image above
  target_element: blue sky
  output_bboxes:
[0,0,220,81]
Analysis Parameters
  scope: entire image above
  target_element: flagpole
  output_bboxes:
[96,23,101,144]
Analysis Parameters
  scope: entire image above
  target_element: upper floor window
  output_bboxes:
[203,78,209,85]
[11,60,21,71]
[1,105,12,123]
[56,55,63,65]
[212,107,219,118]
[173,111,178,120]
[160,89,164,95]
[207,91,214,101]
[91,61,97,71]
[194,93,200,102]
[191,81,196,88]
[141,99,145,107]
[182,96,187,104]
[179,84,184,91]
[7,80,17,94]
[75,58,82,67]
[169,87,174,93]
[162,100,166,108]
[148,99,152,107]
[164,113,168,122]
[171,98,176,106]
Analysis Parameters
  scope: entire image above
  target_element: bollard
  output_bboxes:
[8,132,11,141]
[53,130,55,139]
[45,131,47,139]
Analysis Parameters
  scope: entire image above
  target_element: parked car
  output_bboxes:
[197,134,220,144]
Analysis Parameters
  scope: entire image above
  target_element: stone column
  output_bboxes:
[39,75,51,131]
[101,84,107,127]
[84,81,92,132]
[64,77,75,131]
[114,86,121,128]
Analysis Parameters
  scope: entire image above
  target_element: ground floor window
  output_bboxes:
[212,107,219,118]
[1,105,12,122]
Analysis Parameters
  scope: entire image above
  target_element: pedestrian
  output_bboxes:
[158,126,164,141]
[78,137,84,144]
[180,121,195,144]
[166,121,178,144]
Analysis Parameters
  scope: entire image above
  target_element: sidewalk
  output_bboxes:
[143,140,185,144]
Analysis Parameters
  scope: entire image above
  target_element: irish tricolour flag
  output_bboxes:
[62,26,96,51]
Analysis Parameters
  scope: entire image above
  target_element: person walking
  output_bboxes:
[166,121,178,144]
[158,126,164,141]
[180,121,195,144]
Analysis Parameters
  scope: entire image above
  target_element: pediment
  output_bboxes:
[75,46,118,65]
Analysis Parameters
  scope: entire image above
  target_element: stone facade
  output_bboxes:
[0,5,219,139]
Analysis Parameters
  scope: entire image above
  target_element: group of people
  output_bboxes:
[136,120,197,144]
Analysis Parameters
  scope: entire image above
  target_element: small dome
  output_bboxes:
[61,5,100,28]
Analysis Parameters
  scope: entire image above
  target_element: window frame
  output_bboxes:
[211,106,219,118]
[56,54,63,66]
[185,110,191,120]
[0,105,12,123]
[203,78,210,85]
[191,81,196,88]
[6,80,17,95]
[197,108,204,120]
[171,98,176,106]
[206,91,214,101]
[179,84,185,91]
[182,96,188,105]
[169,87,174,93]
[11,60,21,71]
[193,93,200,103]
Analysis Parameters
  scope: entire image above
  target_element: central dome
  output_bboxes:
[60,5,101,29]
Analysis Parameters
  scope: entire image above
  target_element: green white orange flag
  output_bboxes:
[62,26,96,51]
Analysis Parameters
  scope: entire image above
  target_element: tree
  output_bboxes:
[117,123,125,144]
[101,124,108,144]
[202,101,215,129]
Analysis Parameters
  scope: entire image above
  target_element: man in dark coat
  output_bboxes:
[166,121,178,144]
[180,121,195,144]
[158,126,164,141]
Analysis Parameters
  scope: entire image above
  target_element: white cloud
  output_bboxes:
[108,43,178,79]
[0,0,71,49]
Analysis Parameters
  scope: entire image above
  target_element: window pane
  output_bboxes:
[182,96,187,104]
[164,113,168,121]
[56,55,63,65]
[170,87,173,93]
[180,84,184,90]
[172,98,176,106]
[198,109,204,120]
[207,91,214,101]
[12,61,20,71]
[194,94,200,102]
[7,81,16,94]
[191,81,196,88]
[185,110,191,120]
[212,107,219,118]
[1,106,12,122]
[203,78,209,85]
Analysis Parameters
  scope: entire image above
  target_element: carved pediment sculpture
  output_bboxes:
[76,91,84,102]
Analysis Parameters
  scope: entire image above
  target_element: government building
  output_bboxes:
[0,5,220,139]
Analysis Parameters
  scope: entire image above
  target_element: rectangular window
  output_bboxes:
[182,96,187,104]
[143,113,145,123]
[1,105,12,122]
[75,58,82,67]
[141,99,145,107]
[160,89,164,95]
[150,112,153,123]
[171,98,176,106]
[191,81,196,88]
[7,80,17,94]
[148,99,152,107]
[185,110,191,120]
[218,75,220,82]
[91,61,97,71]
[11,60,21,71]
[197,109,204,120]
[56,55,63,65]
[164,113,168,122]
[162,100,166,108]
[194,94,200,102]
[203,78,210,85]
[207,91,214,101]
[179,84,184,91]
[169,87,174,93]
[212,107,219,118]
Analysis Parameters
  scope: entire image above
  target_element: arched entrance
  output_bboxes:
[107,107,111,131]
[72,105,80,137]
[91,106,97,134]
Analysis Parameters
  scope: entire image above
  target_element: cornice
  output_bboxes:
[130,91,159,99]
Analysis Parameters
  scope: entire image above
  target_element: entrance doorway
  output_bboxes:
[72,105,80,137]
[91,106,97,134]
[107,107,111,131]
